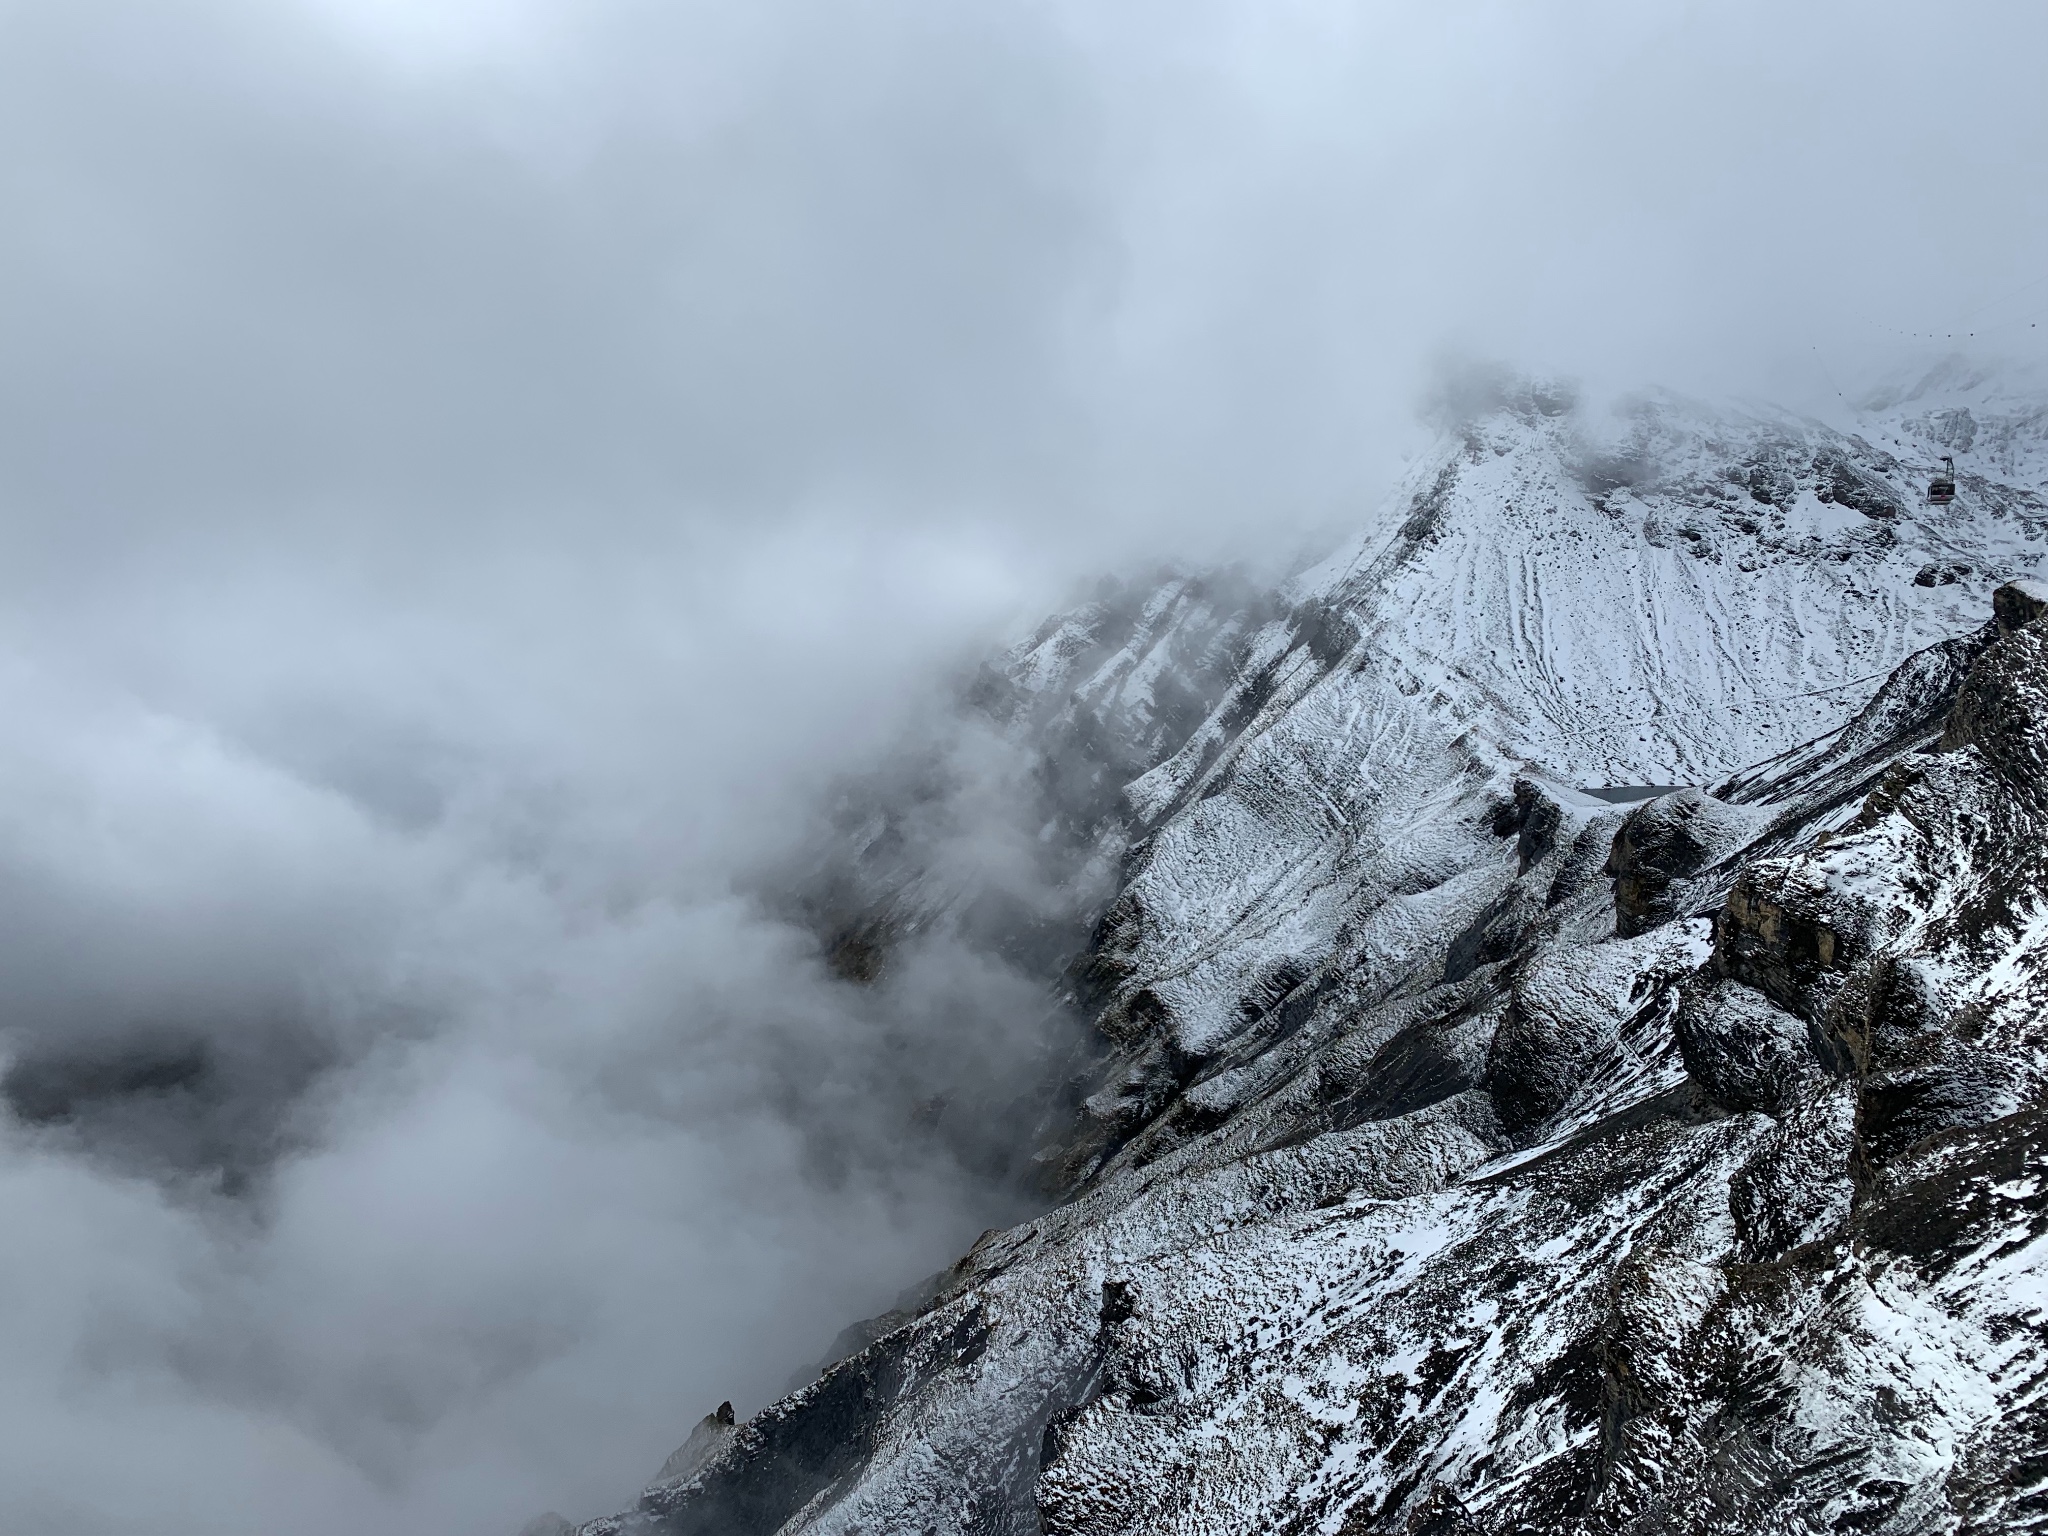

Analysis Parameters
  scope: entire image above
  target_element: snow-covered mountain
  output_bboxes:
[573,368,2048,1535]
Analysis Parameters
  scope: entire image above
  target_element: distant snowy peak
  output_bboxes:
[1285,381,2048,783]
[1858,354,2048,460]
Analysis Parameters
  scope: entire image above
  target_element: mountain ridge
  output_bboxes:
[574,371,2048,1535]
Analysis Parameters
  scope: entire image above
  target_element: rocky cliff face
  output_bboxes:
[582,370,2048,1535]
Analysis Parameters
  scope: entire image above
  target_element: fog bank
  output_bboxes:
[1,1,2044,1532]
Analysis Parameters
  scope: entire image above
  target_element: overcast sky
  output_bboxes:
[1,1,2045,1533]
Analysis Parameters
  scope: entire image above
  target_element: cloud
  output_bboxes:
[0,0,2043,1531]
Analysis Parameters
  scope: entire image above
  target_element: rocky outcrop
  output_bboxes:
[1706,583,2048,1178]
[650,1402,738,1491]
[1606,789,1760,936]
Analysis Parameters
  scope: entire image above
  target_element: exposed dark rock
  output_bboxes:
[651,1402,738,1489]
[1675,977,1819,1116]
[1711,861,1863,1022]
[1331,1004,1496,1128]
[1403,1485,1485,1534]
[1485,946,1650,1135]
[1725,1081,1855,1262]
[821,919,892,983]
[1990,574,2048,637]
[1813,449,1903,519]
[1741,455,1796,507]
[1440,886,1528,983]
[1912,559,1971,587]
[1500,778,1565,875]
[1606,788,1748,936]
[608,1306,999,1536]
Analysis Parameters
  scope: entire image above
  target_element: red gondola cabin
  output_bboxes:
[1928,455,1957,505]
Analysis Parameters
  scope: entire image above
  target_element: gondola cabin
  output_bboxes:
[1928,455,1957,505]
